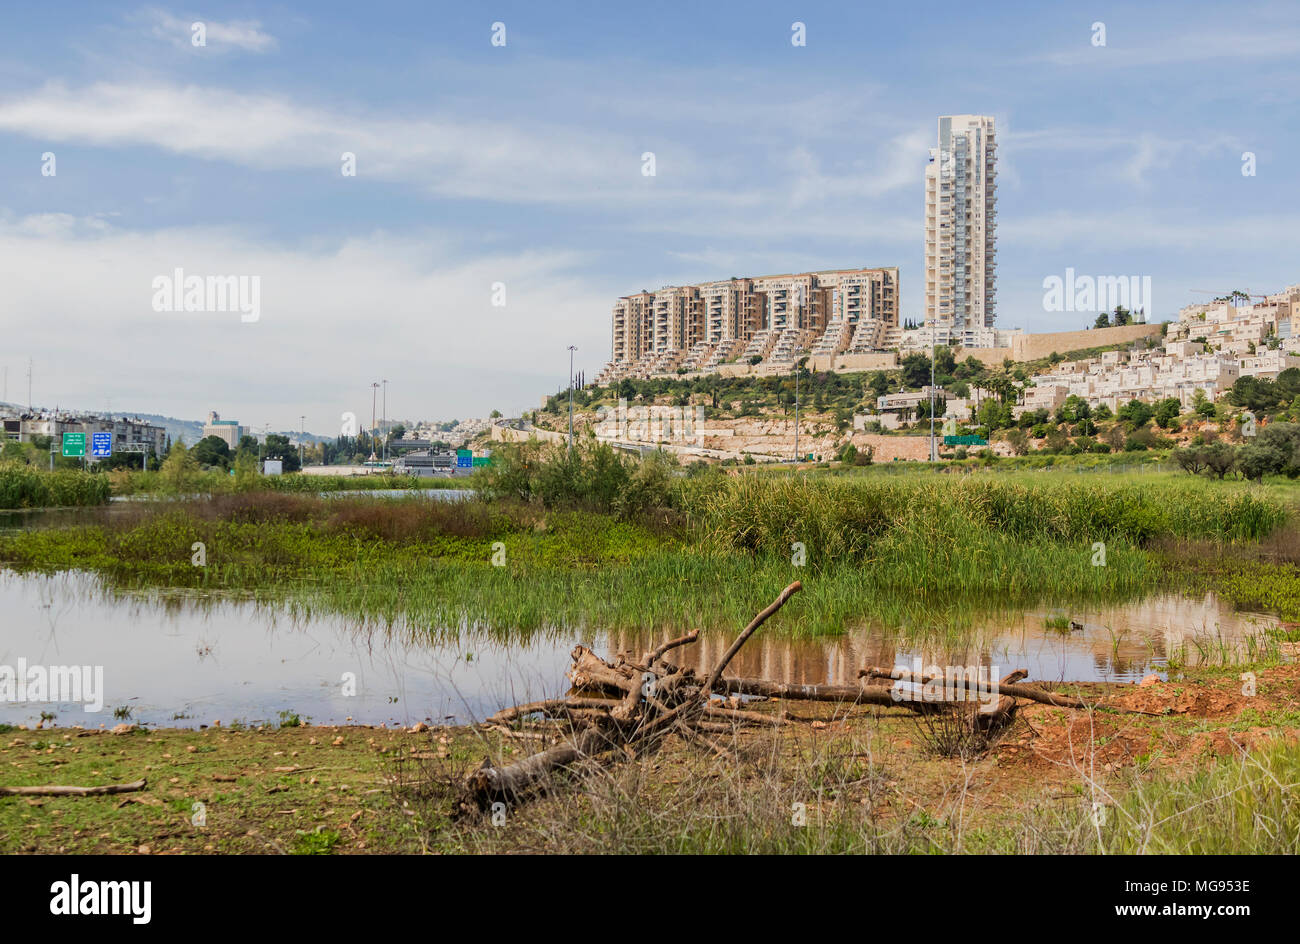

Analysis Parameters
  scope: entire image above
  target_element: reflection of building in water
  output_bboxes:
[605,593,1279,687]
[606,630,900,687]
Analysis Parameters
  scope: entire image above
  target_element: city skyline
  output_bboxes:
[2,1,1298,430]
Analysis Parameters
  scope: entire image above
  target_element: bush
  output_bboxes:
[473,438,674,516]
[0,463,111,509]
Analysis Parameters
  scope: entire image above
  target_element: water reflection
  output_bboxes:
[0,571,1282,730]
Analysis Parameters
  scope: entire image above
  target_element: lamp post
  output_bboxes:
[299,415,305,469]
[567,346,577,453]
[929,327,938,462]
[370,382,380,460]
[793,361,801,463]
[381,379,388,462]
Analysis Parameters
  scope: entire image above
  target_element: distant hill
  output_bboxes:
[117,412,204,446]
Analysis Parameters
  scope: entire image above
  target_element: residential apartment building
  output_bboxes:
[598,266,899,382]
[924,115,998,345]
[1011,281,1300,417]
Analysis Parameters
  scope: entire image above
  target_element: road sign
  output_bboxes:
[91,432,113,457]
[61,432,86,457]
[944,435,988,447]
[456,454,473,469]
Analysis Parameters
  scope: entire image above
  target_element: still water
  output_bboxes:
[0,570,1282,730]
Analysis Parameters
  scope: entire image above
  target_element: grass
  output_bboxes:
[0,463,111,509]
[107,468,460,497]
[0,470,1290,640]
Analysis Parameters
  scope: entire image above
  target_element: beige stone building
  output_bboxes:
[598,266,900,382]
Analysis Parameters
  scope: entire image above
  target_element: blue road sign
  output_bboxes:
[456,454,473,468]
[91,432,113,457]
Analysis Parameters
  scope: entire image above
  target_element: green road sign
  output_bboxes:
[943,434,988,447]
[61,432,86,457]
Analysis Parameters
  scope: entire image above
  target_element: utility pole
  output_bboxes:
[929,327,938,462]
[299,415,305,469]
[382,379,388,462]
[793,361,800,463]
[27,357,33,412]
[567,346,577,453]
[370,382,380,460]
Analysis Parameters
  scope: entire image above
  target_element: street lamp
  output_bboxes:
[370,382,380,460]
[381,379,388,462]
[929,326,938,462]
[793,360,801,463]
[299,415,305,469]
[567,346,577,453]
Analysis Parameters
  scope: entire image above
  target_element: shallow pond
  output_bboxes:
[0,570,1283,730]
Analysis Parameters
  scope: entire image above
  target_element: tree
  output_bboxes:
[1094,312,1110,329]
[617,378,637,401]
[1202,441,1239,479]
[1238,423,1300,480]
[1117,399,1154,428]
[933,346,956,379]
[1172,446,1208,475]
[1225,376,1283,415]
[262,433,301,472]
[161,441,199,492]
[868,371,890,397]
[901,353,931,389]
[1153,397,1182,430]
[191,435,231,469]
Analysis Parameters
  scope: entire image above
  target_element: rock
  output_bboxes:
[409,722,429,733]
[331,736,344,747]
[112,723,137,735]
[1139,673,1160,687]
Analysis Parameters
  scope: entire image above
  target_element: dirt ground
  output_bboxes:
[3,661,1297,854]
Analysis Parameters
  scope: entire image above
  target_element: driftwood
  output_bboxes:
[861,665,1090,709]
[453,581,1154,819]
[456,582,806,816]
[0,778,147,797]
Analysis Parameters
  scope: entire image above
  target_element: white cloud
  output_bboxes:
[0,80,926,214]
[1031,24,1300,68]
[0,214,612,425]
[144,8,277,53]
[0,81,713,206]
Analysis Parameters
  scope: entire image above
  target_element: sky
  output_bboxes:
[1,1,1298,434]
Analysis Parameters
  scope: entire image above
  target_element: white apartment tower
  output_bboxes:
[924,115,997,343]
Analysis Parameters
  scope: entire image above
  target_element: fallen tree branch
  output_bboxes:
[861,666,1090,709]
[0,778,147,797]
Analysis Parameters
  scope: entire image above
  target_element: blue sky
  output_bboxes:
[1,1,1297,431]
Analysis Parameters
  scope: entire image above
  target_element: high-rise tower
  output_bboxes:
[924,115,997,344]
